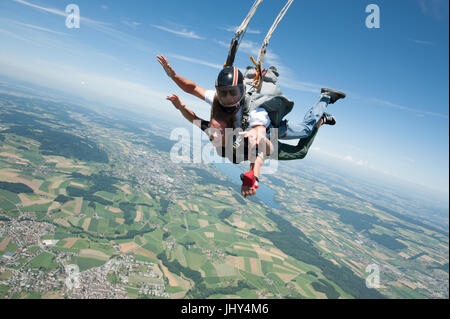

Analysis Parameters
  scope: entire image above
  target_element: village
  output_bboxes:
[0,216,171,299]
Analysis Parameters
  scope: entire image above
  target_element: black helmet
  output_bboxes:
[215,66,245,109]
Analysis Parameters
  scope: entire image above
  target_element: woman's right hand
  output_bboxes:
[166,94,185,110]
[238,128,258,150]
[157,55,176,78]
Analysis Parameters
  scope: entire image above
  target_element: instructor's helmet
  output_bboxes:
[215,66,245,112]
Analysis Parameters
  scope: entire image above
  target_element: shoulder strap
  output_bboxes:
[225,0,263,67]
[250,0,294,92]
[240,94,253,131]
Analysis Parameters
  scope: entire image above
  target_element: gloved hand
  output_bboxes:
[240,170,260,198]
[240,170,259,189]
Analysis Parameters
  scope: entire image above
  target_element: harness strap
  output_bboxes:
[251,0,295,92]
[225,0,263,67]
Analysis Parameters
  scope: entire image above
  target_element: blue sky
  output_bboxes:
[0,0,448,197]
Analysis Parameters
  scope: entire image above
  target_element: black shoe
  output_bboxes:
[321,113,336,125]
[321,88,346,104]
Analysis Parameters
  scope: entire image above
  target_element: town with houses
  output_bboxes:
[0,216,171,299]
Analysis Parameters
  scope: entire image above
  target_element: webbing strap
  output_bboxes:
[225,0,263,67]
[255,0,294,92]
[260,0,294,54]
[235,0,264,38]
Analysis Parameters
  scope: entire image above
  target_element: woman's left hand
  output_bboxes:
[166,94,185,110]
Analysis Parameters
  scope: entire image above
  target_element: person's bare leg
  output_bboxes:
[316,117,324,129]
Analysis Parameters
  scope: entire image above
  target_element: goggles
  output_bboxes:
[216,86,244,107]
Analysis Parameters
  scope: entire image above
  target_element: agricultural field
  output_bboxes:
[0,92,447,299]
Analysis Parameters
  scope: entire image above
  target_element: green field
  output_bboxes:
[71,257,107,272]
[4,241,19,253]
[129,274,164,285]
[39,181,51,193]
[0,189,21,205]
[30,252,58,271]
[0,93,447,300]
[21,202,52,213]
[0,285,9,298]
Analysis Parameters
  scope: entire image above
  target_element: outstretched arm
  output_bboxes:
[240,125,274,197]
[157,55,207,101]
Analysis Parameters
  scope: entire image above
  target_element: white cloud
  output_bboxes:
[0,19,120,62]
[404,157,416,164]
[219,39,282,66]
[11,0,159,56]
[13,0,67,17]
[12,0,153,53]
[8,20,67,36]
[343,155,353,162]
[356,160,369,167]
[0,28,34,43]
[12,0,158,55]
[309,147,372,168]
[0,53,172,116]
[12,0,106,26]
[92,24,157,55]
[417,0,449,20]
[237,40,265,58]
[369,98,449,119]
[222,26,261,34]
[167,54,222,70]
[151,25,204,40]
[122,20,141,28]
[410,39,434,45]
[163,38,322,94]
[277,79,322,94]
[216,39,322,93]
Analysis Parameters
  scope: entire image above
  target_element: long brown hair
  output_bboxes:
[210,96,237,129]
